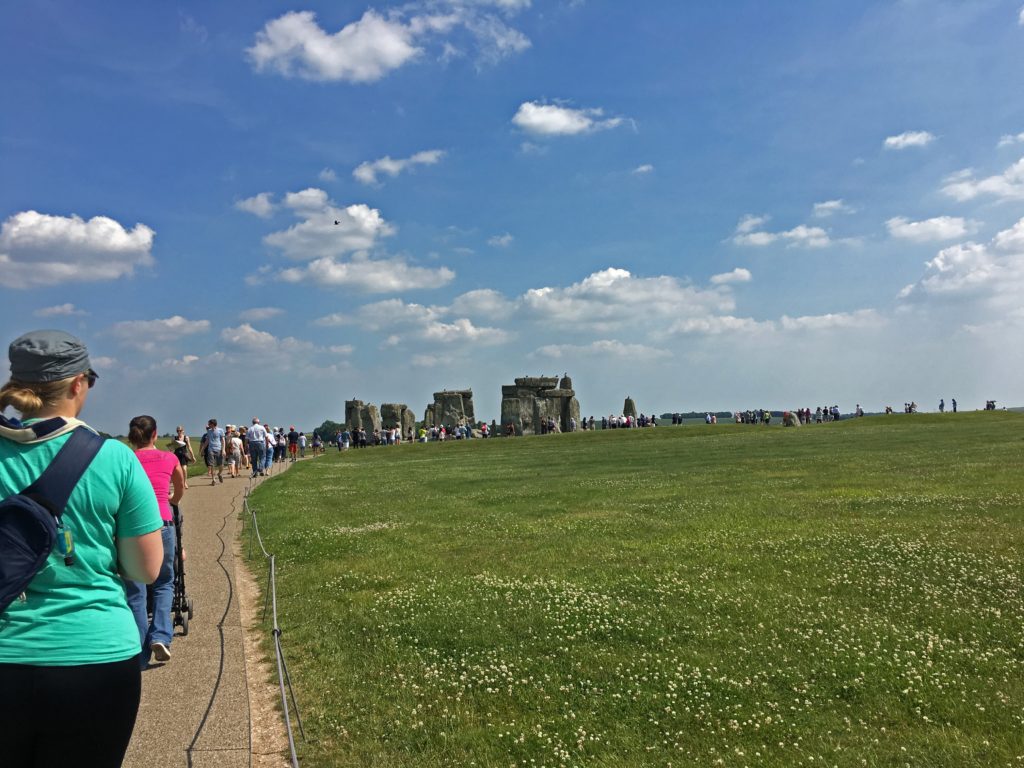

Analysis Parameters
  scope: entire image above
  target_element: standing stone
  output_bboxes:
[500,395,525,436]
[623,397,638,419]
[437,391,466,429]
[402,408,416,437]
[360,404,381,434]
[566,396,581,428]
[380,403,404,429]
[345,399,364,431]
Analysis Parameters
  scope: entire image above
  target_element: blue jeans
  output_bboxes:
[125,524,176,667]
[248,441,265,474]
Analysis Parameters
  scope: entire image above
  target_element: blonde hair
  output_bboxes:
[0,377,75,418]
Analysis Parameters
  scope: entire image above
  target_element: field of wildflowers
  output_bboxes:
[245,411,1024,767]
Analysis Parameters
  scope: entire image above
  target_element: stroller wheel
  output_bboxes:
[181,611,189,636]
[187,598,195,620]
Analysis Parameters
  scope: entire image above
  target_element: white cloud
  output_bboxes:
[520,268,734,332]
[512,101,625,136]
[898,219,1024,304]
[710,268,752,285]
[0,210,154,289]
[247,4,536,83]
[239,307,284,322]
[328,344,354,356]
[235,192,275,218]
[318,297,507,346]
[735,214,770,234]
[221,324,316,358]
[110,316,210,351]
[941,158,1024,202]
[533,340,663,359]
[487,232,514,247]
[318,298,443,331]
[179,13,208,44]
[733,220,831,248]
[520,141,547,155]
[779,309,885,331]
[632,164,654,175]
[813,199,854,218]
[420,317,510,345]
[34,303,88,317]
[450,288,516,320]
[670,315,774,335]
[884,130,936,150]
[353,149,445,185]
[318,168,337,182]
[277,254,454,292]
[997,132,1024,148]
[153,354,202,374]
[886,216,977,242]
[246,10,421,83]
[994,217,1024,251]
[264,188,394,259]
[220,323,277,350]
[461,12,531,64]
[898,242,1000,300]
[1019,5,1024,25]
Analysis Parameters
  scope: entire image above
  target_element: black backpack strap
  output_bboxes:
[21,427,105,518]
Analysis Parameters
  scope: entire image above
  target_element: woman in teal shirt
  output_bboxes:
[0,330,164,768]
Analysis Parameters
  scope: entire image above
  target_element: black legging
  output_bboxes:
[0,657,141,767]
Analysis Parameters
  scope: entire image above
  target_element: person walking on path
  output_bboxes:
[247,417,267,477]
[287,426,299,462]
[204,418,224,485]
[170,425,195,489]
[124,414,185,666]
[226,426,242,479]
[0,329,163,767]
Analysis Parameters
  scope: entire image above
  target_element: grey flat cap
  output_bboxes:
[9,329,96,383]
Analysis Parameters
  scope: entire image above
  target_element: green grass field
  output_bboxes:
[244,412,1024,767]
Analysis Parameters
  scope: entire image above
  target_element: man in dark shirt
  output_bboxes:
[287,426,299,462]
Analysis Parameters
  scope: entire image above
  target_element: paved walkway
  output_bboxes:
[123,462,293,768]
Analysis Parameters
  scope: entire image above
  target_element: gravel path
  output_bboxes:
[123,463,294,768]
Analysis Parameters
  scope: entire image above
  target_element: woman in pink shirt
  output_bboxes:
[124,415,185,666]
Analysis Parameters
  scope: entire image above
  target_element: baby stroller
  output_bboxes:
[171,504,195,635]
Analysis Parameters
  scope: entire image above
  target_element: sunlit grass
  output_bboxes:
[245,412,1024,767]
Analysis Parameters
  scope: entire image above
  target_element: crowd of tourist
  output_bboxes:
[196,419,310,481]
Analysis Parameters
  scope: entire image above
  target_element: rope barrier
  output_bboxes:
[244,487,304,768]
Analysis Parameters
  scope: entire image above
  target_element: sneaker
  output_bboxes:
[152,642,171,662]
[218,474,224,483]
[211,480,216,486]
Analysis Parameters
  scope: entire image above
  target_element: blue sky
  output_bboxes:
[2,1,1023,434]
